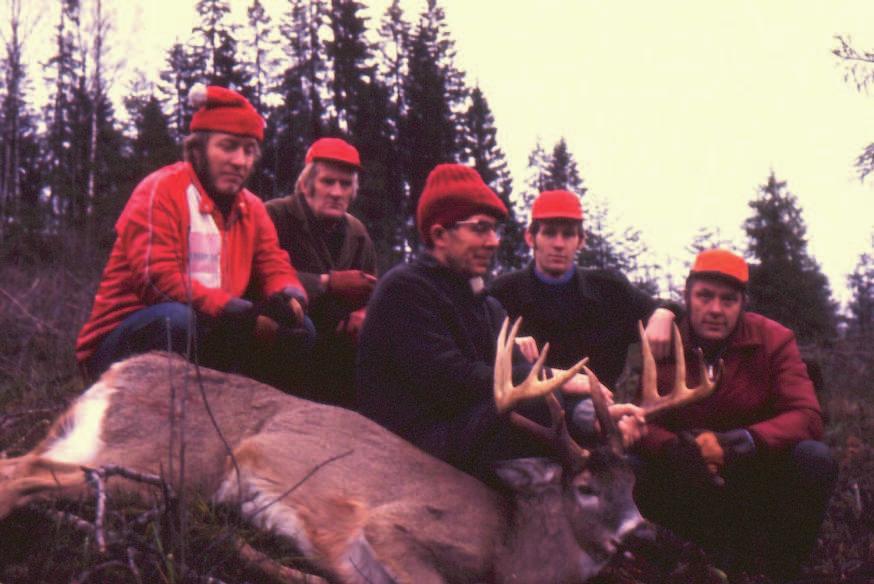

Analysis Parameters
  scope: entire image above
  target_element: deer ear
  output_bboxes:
[493,458,562,492]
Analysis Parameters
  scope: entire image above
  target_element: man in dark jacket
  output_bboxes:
[356,164,645,478]
[266,138,377,404]
[489,189,675,387]
[633,248,836,581]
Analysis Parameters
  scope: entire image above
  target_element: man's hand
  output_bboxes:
[610,403,648,448]
[643,307,675,361]
[695,430,724,476]
[559,372,614,401]
[514,336,540,363]
[260,289,305,329]
[221,297,255,323]
[337,307,367,342]
[664,431,724,487]
[328,270,377,305]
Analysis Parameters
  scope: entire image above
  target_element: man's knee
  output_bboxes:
[792,439,838,486]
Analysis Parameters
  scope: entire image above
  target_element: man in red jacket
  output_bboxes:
[76,84,313,381]
[633,249,836,581]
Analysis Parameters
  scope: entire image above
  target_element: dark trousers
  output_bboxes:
[633,440,837,580]
[82,302,315,386]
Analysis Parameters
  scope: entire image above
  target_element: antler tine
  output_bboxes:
[510,393,590,466]
[494,317,588,413]
[637,320,659,408]
[641,323,721,420]
[585,366,624,455]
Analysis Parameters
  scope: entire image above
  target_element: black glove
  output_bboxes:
[258,292,301,329]
[715,428,757,467]
[220,297,256,327]
[663,431,721,488]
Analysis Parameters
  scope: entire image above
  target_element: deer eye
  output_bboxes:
[575,484,597,497]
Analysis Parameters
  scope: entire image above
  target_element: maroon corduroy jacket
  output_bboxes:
[636,311,823,457]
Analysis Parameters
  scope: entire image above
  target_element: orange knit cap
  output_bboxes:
[690,248,749,287]
[416,163,507,246]
[188,84,264,141]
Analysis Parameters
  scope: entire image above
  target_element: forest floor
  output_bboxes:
[0,250,871,583]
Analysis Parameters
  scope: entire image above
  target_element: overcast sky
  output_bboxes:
[22,0,874,305]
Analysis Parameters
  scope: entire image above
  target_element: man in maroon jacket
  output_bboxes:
[633,249,836,581]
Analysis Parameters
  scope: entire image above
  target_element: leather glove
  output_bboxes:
[715,428,757,467]
[336,307,367,343]
[328,270,376,305]
[664,431,724,488]
[259,290,305,329]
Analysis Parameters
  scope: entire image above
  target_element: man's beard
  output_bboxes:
[192,156,244,203]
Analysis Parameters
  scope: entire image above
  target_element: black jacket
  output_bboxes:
[356,254,533,471]
[489,264,657,388]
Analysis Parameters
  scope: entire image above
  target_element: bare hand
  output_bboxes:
[609,403,648,448]
[288,298,304,325]
[644,308,675,361]
[337,307,367,342]
[560,372,614,401]
[695,431,724,476]
[514,336,540,363]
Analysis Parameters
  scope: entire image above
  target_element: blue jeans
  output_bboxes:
[83,302,315,386]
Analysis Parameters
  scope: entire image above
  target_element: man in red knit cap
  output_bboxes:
[356,163,645,478]
[632,248,836,581]
[265,137,376,404]
[76,84,314,381]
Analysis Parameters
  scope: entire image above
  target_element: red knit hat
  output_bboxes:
[531,190,583,221]
[689,248,749,288]
[188,84,264,142]
[416,164,508,245]
[305,137,361,169]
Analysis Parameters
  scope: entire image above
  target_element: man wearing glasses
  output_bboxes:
[356,164,645,478]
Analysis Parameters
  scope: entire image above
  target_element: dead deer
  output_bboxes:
[0,318,716,583]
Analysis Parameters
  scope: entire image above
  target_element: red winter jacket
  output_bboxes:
[636,311,823,457]
[76,162,305,363]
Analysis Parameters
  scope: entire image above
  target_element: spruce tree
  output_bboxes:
[160,42,206,141]
[192,0,249,90]
[847,237,874,337]
[401,0,466,249]
[743,171,836,342]
[461,87,523,272]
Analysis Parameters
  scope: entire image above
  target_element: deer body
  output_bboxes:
[0,351,644,583]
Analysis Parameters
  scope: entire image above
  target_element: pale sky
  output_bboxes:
[20,0,874,306]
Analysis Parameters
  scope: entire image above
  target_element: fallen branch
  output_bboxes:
[235,536,329,584]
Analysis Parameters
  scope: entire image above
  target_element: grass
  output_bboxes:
[1,244,872,583]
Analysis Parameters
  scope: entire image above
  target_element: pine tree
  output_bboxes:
[44,0,89,230]
[0,0,40,240]
[245,0,277,110]
[160,42,205,141]
[401,0,467,249]
[192,0,248,90]
[543,138,586,195]
[744,171,836,342]
[833,36,874,180]
[129,95,177,179]
[847,236,874,337]
[461,87,522,272]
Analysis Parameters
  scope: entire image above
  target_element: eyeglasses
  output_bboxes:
[451,220,504,237]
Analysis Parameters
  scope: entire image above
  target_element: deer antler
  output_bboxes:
[494,317,587,414]
[638,321,721,421]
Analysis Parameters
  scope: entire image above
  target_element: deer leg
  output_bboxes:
[0,457,91,518]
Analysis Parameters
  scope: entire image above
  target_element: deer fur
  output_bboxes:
[0,351,644,583]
